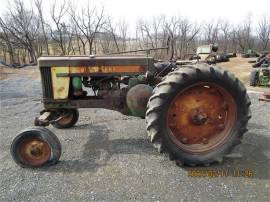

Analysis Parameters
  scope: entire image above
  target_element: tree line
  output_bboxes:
[0,0,269,65]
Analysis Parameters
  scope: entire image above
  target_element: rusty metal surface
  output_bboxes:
[55,112,74,125]
[108,47,168,55]
[34,109,77,127]
[34,112,51,126]
[38,55,154,68]
[126,84,153,117]
[69,66,145,74]
[17,138,51,166]
[39,55,154,102]
[167,82,237,153]
[51,67,70,99]
[44,93,128,113]
[48,65,142,100]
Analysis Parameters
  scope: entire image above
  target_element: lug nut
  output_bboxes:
[202,138,208,144]
[181,137,188,144]
[30,147,42,156]
[221,102,228,110]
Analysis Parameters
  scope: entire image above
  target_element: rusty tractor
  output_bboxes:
[10,54,251,168]
[192,44,218,64]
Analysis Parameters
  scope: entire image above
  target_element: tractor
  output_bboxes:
[250,53,270,88]
[242,48,260,58]
[10,53,251,168]
[192,44,218,64]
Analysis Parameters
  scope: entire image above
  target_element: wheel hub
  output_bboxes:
[18,139,51,166]
[190,108,208,125]
[30,142,43,156]
[167,82,237,153]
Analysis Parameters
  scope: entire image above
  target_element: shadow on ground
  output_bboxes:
[184,131,270,180]
[47,123,157,173]
[46,123,269,180]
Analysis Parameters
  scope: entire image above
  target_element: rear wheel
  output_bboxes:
[11,126,61,168]
[146,64,251,166]
[52,109,79,129]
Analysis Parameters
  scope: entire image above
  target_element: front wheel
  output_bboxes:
[52,109,79,129]
[146,64,251,166]
[11,126,61,168]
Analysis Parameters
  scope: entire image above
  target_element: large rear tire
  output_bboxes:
[146,64,251,166]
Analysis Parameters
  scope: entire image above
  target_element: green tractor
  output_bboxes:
[10,55,251,168]
[250,68,270,87]
[242,48,260,58]
[250,53,270,87]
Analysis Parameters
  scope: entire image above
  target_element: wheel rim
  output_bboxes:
[57,112,74,125]
[166,82,237,154]
[17,138,51,166]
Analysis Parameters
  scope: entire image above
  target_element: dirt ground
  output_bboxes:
[0,58,269,201]
[218,57,251,84]
[0,66,40,81]
[218,57,268,92]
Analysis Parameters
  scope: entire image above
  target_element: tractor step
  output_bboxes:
[34,111,52,126]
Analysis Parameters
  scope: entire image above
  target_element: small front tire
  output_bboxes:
[52,109,79,129]
[11,126,61,168]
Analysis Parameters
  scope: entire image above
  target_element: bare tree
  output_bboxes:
[2,0,40,63]
[50,0,74,55]
[229,27,238,53]
[237,14,254,52]
[204,20,220,44]
[257,15,270,51]
[118,20,128,51]
[176,19,200,58]
[0,0,269,60]
[138,19,155,49]
[165,15,181,59]
[69,3,106,55]
[219,20,230,52]
[34,0,49,55]
[0,18,15,63]
[104,17,120,53]
[135,15,200,59]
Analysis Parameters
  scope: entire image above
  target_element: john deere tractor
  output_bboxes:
[250,53,270,87]
[10,54,251,168]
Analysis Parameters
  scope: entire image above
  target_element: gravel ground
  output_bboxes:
[0,67,269,201]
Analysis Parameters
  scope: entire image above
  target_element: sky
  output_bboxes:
[0,0,269,34]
